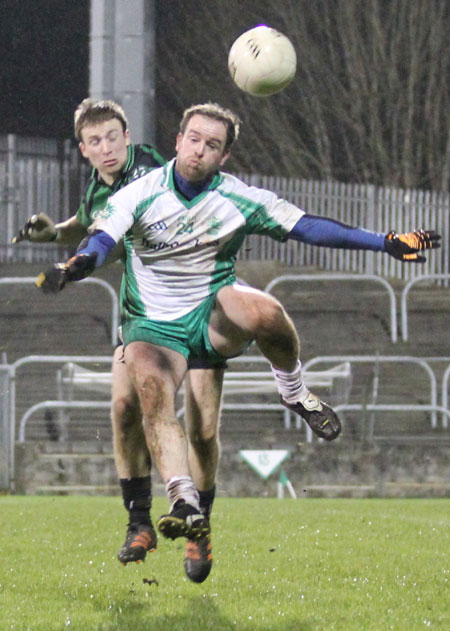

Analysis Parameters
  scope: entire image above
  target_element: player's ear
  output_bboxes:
[79,141,88,159]
[124,129,131,145]
[175,132,183,152]
[219,149,230,166]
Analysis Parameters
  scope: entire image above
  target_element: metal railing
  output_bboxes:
[5,355,113,491]
[55,355,352,439]
[264,273,398,342]
[18,400,111,443]
[303,355,439,428]
[0,277,119,345]
[0,365,10,490]
[334,404,450,430]
[441,365,450,429]
[3,351,450,492]
[401,274,450,341]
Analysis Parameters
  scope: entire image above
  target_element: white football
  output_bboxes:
[228,25,297,97]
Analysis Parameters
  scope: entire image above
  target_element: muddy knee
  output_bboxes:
[111,395,141,432]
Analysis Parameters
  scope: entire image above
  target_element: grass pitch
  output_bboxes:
[0,496,449,630]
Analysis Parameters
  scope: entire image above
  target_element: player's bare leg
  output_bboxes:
[124,342,209,541]
[111,346,156,564]
[185,367,224,492]
[183,367,225,582]
[112,346,152,479]
[210,284,341,440]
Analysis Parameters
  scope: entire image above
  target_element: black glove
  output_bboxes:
[12,213,57,243]
[384,229,441,263]
[35,252,98,294]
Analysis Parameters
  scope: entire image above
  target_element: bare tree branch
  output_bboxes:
[155,0,450,191]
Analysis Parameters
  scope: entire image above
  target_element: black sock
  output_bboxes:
[198,485,216,519]
[120,476,152,526]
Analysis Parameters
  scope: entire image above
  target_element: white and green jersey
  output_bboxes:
[94,158,304,322]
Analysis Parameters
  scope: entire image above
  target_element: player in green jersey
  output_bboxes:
[14,98,220,583]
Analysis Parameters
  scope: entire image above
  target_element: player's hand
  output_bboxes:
[12,213,57,243]
[35,252,98,294]
[384,229,441,263]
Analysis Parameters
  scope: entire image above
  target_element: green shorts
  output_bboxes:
[122,293,227,367]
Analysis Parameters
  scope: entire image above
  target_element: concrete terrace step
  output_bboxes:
[301,481,450,498]
[34,484,121,495]
[40,452,115,460]
[34,482,166,496]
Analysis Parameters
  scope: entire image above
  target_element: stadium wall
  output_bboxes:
[13,440,450,498]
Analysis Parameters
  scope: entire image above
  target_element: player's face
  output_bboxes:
[175,114,230,182]
[79,119,130,185]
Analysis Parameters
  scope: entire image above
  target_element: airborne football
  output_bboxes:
[228,25,297,97]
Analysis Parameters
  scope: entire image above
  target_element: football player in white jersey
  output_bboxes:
[37,102,440,582]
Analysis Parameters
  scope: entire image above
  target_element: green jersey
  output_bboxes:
[76,144,165,229]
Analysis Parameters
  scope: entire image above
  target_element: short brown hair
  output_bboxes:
[74,98,129,141]
[179,103,241,152]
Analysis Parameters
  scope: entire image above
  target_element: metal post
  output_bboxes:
[6,134,16,260]
[0,365,10,491]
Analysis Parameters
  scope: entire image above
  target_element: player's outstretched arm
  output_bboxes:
[12,214,87,245]
[35,230,116,294]
[12,213,57,243]
[35,252,98,293]
[384,229,441,263]
[288,215,441,262]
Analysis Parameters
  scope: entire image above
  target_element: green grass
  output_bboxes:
[0,496,449,630]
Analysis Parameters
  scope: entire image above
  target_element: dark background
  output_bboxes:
[2,0,450,190]
[0,0,90,139]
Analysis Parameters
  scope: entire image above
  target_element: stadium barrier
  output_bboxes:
[401,273,450,342]
[11,354,450,440]
[0,276,119,346]
[264,273,398,342]
[5,355,112,491]
[441,366,450,429]
[18,401,112,443]
[334,404,450,433]
[0,364,10,490]
[54,355,353,438]
[4,353,450,492]
[303,355,439,428]
[15,355,353,444]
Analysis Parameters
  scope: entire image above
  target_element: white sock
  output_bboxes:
[271,359,310,404]
[166,476,200,511]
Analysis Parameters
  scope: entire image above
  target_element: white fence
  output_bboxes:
[1,134,448,280]
[237,175,449,281]
[0,134,88,263]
